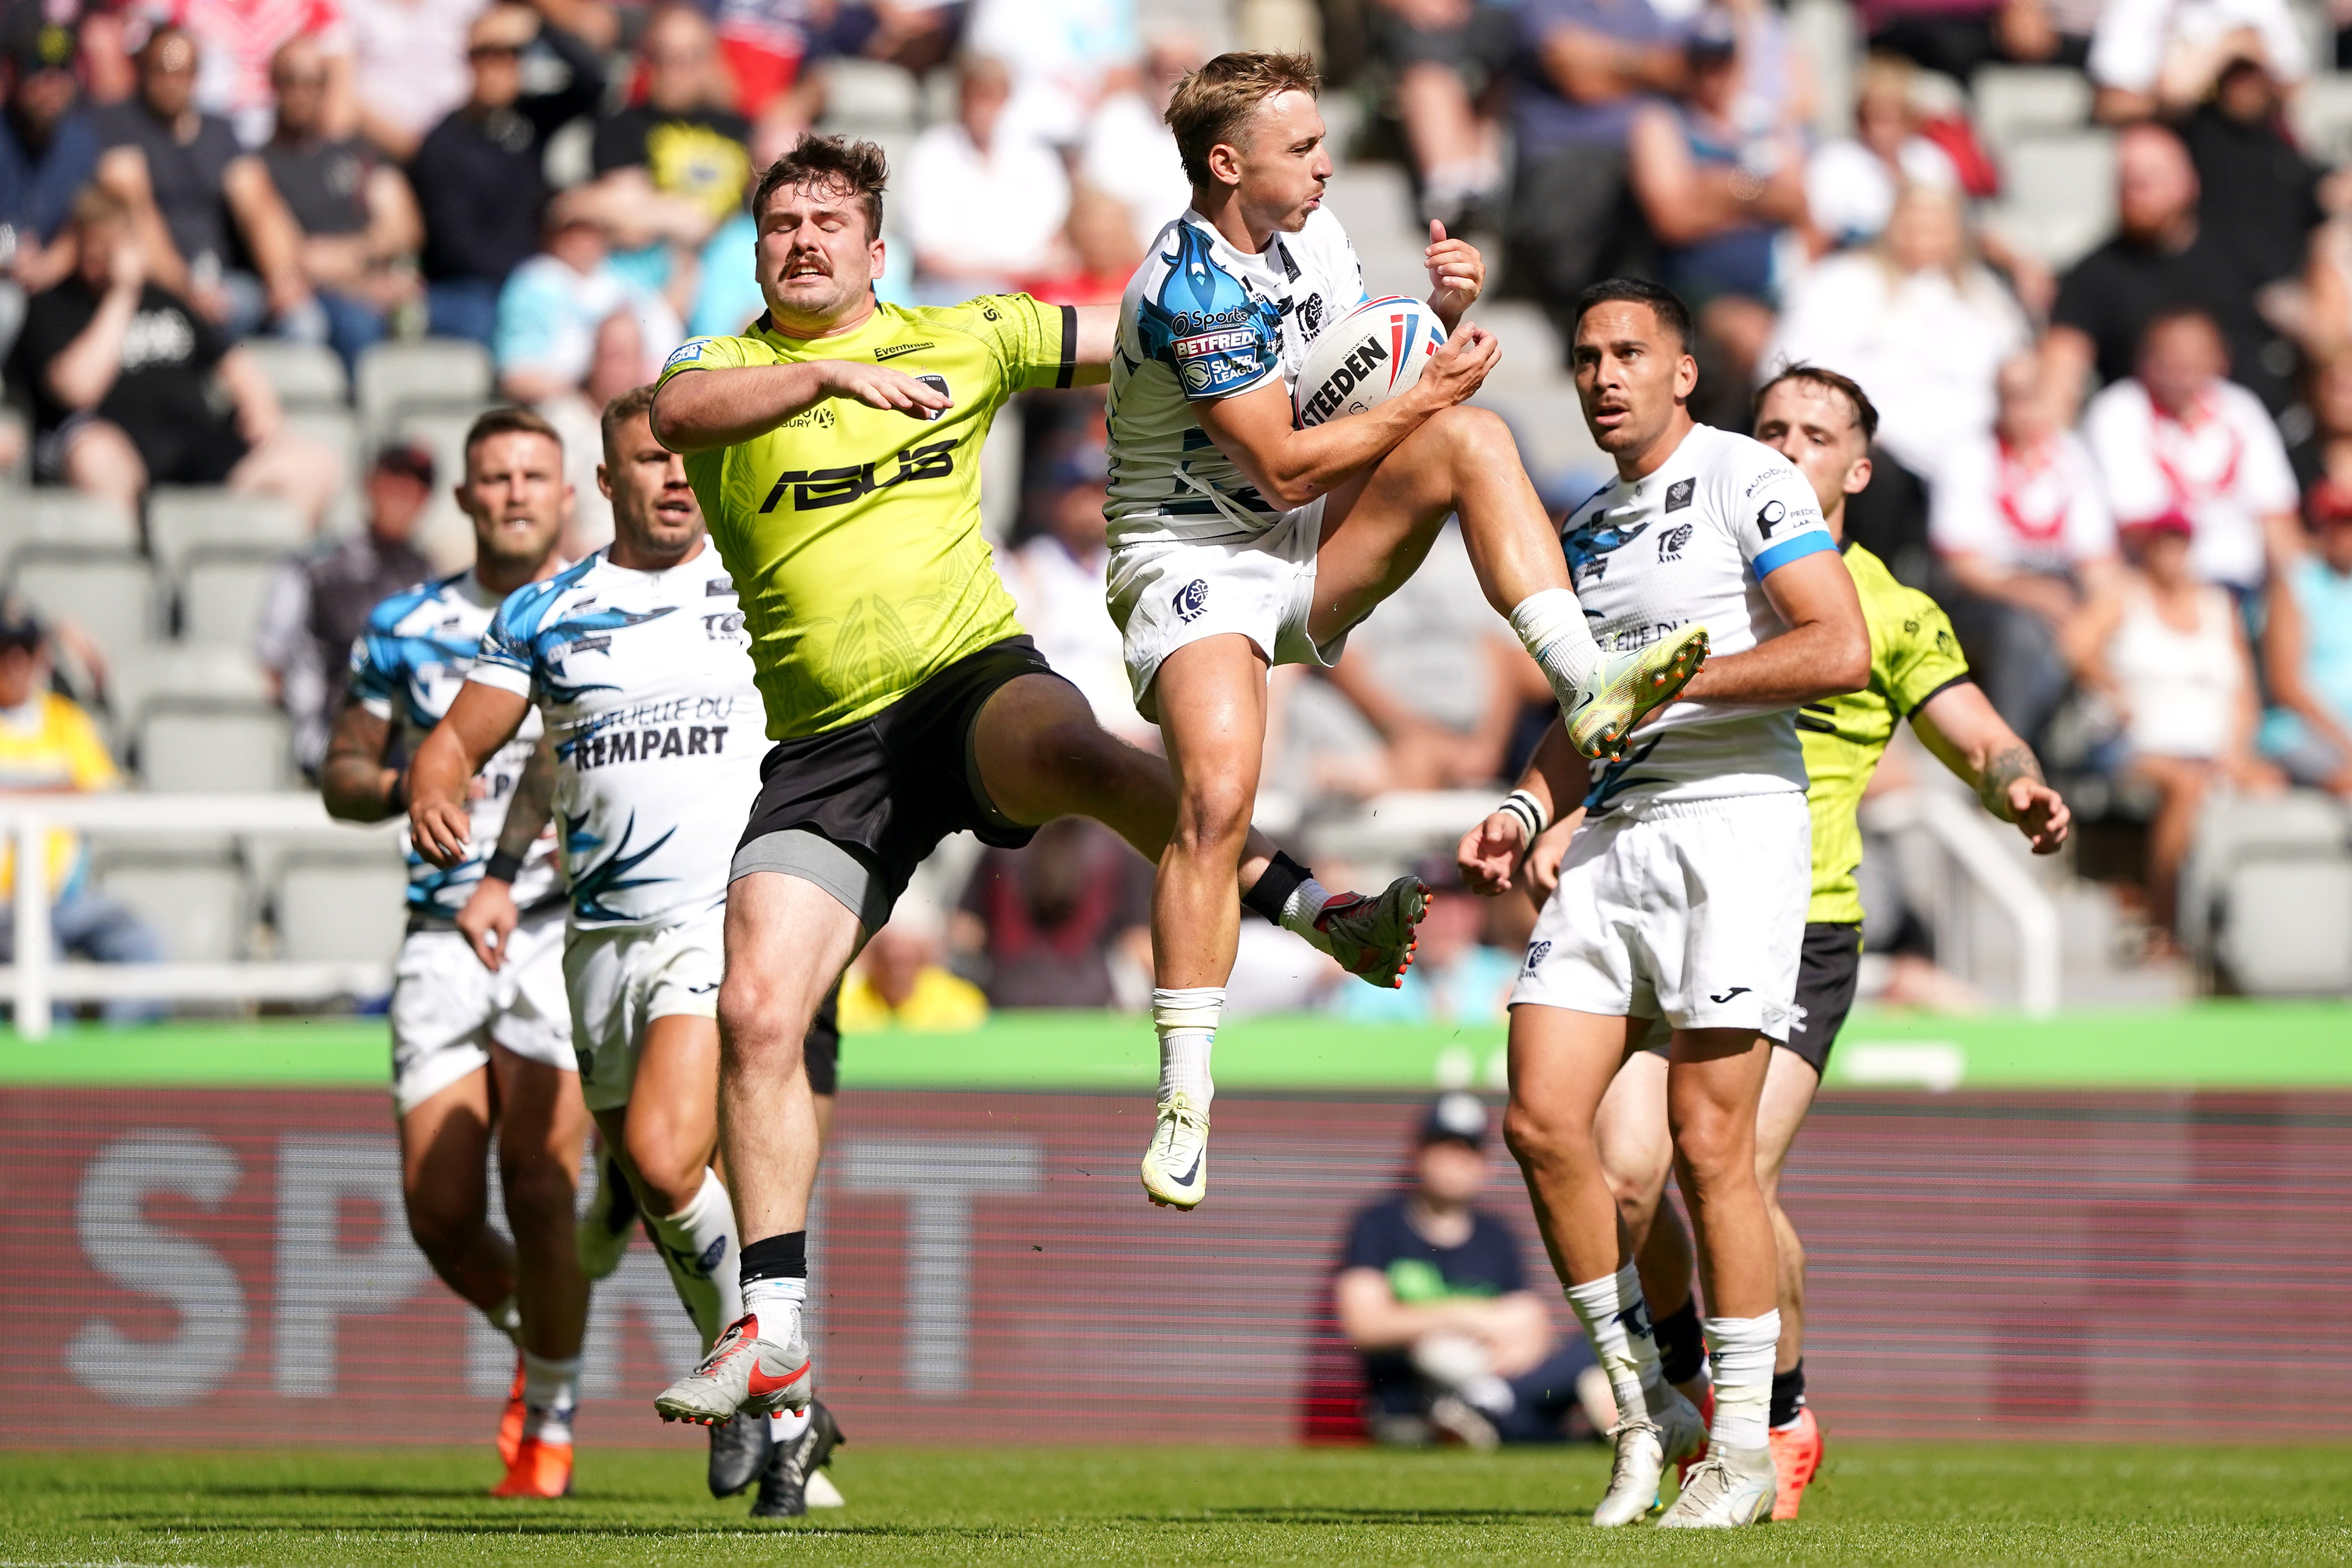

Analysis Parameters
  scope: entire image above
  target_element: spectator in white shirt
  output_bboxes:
[1079,32,1198,252]
[902,54,1071,304]
[2082,305,2301,596]
[1931,351,2120,746]
[342,0,484,160]
[2089,0,2305,123]
[1803,54,1962,252]
[963,0,1140,150]
[1001,441,1153,747]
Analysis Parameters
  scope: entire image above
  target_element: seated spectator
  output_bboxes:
[93,24,309,340]
[1626,13,1806,419]
[0,598,167,1024]
[1331,874,1517,1025]
[257,35,420,376]
[1001,441,1150,744]
[1027,185,1147,307]
[2180,57,2320,299]
[173,0,356,147]
[1862,0,2093,80]
[2089,0,2304,123]
[1767,181,2027,576]
[2073,515,2280,942]
[838,907,989,1031]
[1335,1093,1602,1449]
[2048,121,2297,420]
[964,0,1140,150]
[1362,0,1515,231]
[1080,31,1199,251]
[583,3,747,307]
[1931,352,2120,747]
[2083,306,2301,596]
[954,817,1152,1009]
[342,0,480,159]
[1804,53,1962,253]
[2261,492,2352,793]
[409,4,605,347]
[8,185,341,523]
[1507,0,1684,345]
[254,440,433,774]
[493,190,683,407]
[902,55,1069,304]
[1,7,101,331]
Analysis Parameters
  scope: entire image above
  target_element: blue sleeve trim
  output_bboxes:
[1755,529,1837,578]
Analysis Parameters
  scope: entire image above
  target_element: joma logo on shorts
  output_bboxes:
[1175,578,1210,622]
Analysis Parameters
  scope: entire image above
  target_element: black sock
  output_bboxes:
[1240,851,1313,926]
[1654,1298,1706,1386]
[739,1230,807,1286]
[1770,1360,1806,1428]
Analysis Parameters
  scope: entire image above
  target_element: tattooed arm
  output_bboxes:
[1911,680,2071,855]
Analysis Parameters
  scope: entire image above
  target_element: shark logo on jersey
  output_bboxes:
[1139,225,1281,400]
[486,562,680,705]
[564,809,677,924]
[1561,510,1651,583]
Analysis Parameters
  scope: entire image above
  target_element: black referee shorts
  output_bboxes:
[1634,922,1863,1072]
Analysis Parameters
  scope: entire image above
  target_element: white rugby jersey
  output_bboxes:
[1559,423,1838,811]
[1104,206,1365,547]
[349,570,561,922]
[468,542,765,930]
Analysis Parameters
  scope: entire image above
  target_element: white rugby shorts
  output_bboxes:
[1512,792,1810,1038]
[1107,500,1343,720]
[388,906,574,1116]
[563,908,724,1114]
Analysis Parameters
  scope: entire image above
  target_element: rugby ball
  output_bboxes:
[1292,295,1446,428]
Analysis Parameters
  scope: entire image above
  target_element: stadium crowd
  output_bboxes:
[4,0,2352,997]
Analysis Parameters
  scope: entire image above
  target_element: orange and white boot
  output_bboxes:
[496,1356,527,1468]
[492,1434,575,1499]
[1768,1405,1823,1520]
[492,1354,579,1499]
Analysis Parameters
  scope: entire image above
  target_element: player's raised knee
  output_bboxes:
[1172,772,1255,855]
[1424,403,1518,467]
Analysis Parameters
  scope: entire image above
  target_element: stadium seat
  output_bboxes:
[817,57,922,133]
[284,405,362,490]
[1321,164,1423,293]
[89,848,249,962]
[178,549,284,645]
[10,547,159,659]
[2181,791,2352,993]
[1971,66,2093,152]
[241,339,349,409]
[356,339,493,445]
[272,851,410,963]
[134,700,294,792]
[145,488,307,578]
[105,644,271,741]
[400,407,492,568]
[0,492,139,579]
[2292,73,2352,167]
[0,407,28,485]
[1990,128,2117,268]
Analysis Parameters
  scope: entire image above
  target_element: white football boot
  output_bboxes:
[1591,1385,1708,1527]
[1657,1445,1777,1528]
[1139,1091,1210,1209]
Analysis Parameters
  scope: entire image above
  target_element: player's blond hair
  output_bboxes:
[1164,51,1320,188]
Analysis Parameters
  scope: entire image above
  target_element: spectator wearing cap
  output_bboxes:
[902,55,1071,305]
[1930,351,2120,748]
[953,817,1154,1009]
[1,7,101,333]
[2073,514,2279,944]
[1334,1093,1604,1449]
[92,24,310,340]
[2261,487,2352,796]
[2083,306,2301,597]
[0,600,168,1023]
[7,184,342,524]
[2047,121,2297,423]
[254,440,433,775]
[408,4,606,347]
[258,34,420,377]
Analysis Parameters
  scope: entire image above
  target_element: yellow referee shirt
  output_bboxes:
[1797,543,1973,927]
[656,294,1080,741]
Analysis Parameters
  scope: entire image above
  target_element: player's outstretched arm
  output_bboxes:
[408,680,534,869]
[1676,550,1870,706]
[454,734,556,971]
[1069,304,1119,386]
[1911,682,2071,854]
[1196,323,1502,509]
[320,699,402,823]
[651,360,951,451]
[1457,719,1585,895]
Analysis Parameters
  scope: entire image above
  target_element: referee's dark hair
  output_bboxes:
[1755,362,1881,442]
[1571,277,1695,357]
[753,134,889,243]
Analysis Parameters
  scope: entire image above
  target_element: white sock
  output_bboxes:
[1562,1264,1665,1428]
[1702,1310,1781,1453]
[484,1295,521,1346]
[1510,589,1601,699]
[520,1351,579,1444]
[1279,877,1333,941]
[646,1168,743,1349]
[1152,987,1222,1109]
[742,1273,808,1339]
[770,1406,812,1443]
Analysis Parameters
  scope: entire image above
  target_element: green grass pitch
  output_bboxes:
[5,1443,2352,1565]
